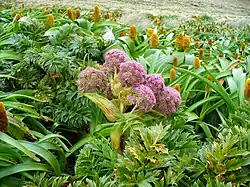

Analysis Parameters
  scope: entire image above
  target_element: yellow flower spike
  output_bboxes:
[173,57,178,67]
[231,33,235,39]
[170,68,176,82]
[129,25,137,40]
[242,43,246,52]
[208,39,212,46]
[244,78,250,100]
[105,11,110,19]
[14,13,22,21]
[75,8,81,19]
[93,5,101,22]
[199,48,203,59]
[195,39,200,48]
[45,14,54,28]
[205,75,213,92]
[120,30,126,37]
[183,35,190,51]
[159,27,165,35]
[149,33,159,48]
[0,102,8,132]
[67,8,75,21]
[146,28,153,37]
[193,57,201,70]
[174,84,181,92]
[175,32,184,50]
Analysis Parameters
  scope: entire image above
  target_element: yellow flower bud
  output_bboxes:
[242,43,246,52]
[173,57,178,67]
[205,75,213,92]
[93,5,101,22]
[149,33,159,48]
[67,8,75,21]
[105,11,110,19]
[183,35,190,51]
[75,8,81,19]
[199,48,203,59]
[174,84,181,92]
[170,68,176,82]
[129,25,137,40]
[45,14,54,28]
[231,33,235,39]
[146,28,153,37]
[244,78,250,100]
[194,57,201,70]
[208,39,212,46]
[175,32,184,50]
[0,102,8,132]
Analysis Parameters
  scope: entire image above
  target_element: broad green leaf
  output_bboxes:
[0,163,52,179]
[83,93,120,122]
[0,132,39,162]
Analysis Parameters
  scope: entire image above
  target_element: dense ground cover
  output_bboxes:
[0,5,250,187]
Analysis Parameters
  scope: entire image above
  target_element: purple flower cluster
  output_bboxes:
[154,87,181,115]
[102,49,127,75]
[145,74,165,96]
[77,67,107,93]
[77,49,181,115]
[118,61,146,87]
[129,85,156,112]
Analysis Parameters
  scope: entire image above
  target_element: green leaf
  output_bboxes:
[20,141,61,175]
[0,132,39,162]
[0,163,52,179]
[83,93,120,122]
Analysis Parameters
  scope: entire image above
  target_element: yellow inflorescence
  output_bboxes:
[174,84,181,92]
[149,33,159,48]
[183,35,190,51]
[45,14,54,28]
[146,28,153,37]
[67,8,75,21]
[205,75,213,92]
[199,48,203,59]
[242,43,246,52]
[194,57,201,70]
[75,8,81,19]
[105,11,110,19]
[170,68,176,82]
[93,5,101,22]
[175,33,190,51]
[129,25,137,40]
[244,78,250,100]
[0,102,8,132]
[173,57,178,67]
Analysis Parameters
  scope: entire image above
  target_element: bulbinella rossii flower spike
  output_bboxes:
[244,78,250,100]
[149,33,159,48]
[205,75,213,92]
[105,11,110,19]
[173,57,178,67]
[183,35,190,51]
[0,102,8,132]
[45,14,54,28]
[194,57,201,70]
[75,8,81,19]
[170,68,176,82]
[129,25,137,40]
[242,43,246,52]
[93,5,101,22]
[67,8,75,21]
[146,28,153,37]
[174,84,181,92]
[199,48,203,59]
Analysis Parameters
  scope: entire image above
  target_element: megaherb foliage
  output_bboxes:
[0,4,250,186]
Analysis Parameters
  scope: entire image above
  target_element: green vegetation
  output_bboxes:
[0,5,249,187]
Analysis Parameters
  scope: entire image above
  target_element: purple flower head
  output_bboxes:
[145,74,165,96]
[77,67,108,93]
[118,61,146,87]
[155,87,181,115]
[102,49,127,75]
[129,84,156,112]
